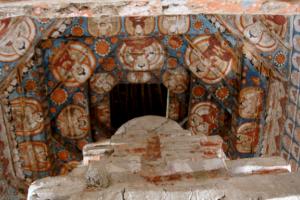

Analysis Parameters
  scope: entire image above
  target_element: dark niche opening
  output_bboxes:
[110,84,168,130]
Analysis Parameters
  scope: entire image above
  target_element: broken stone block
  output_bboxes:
[85,161,111,188]
[226,156,291,176]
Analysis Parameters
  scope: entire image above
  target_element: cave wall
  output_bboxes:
[0,13,295,198]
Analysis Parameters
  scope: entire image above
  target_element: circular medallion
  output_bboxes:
[162,68,189,94]
[90,73,117,94]
[235,15,278,52]
[125,17,155,36]
[188,102,218,135]
[51,88,68,105]
[236,122,259,154]
[215,86,229,101]
[118,38,165,71]
[94,39,111,57]
[184,35,236,84]
[192,86,205,97]
[57,105,89,139]
[101,57,116,71]
[87,16,121,37]
[19,141,51,172]
[158,15,190,35]
[11,97,44,136]
[273,51,286,69]
[50,41,96,87]
[167,35,183,50]
[0,17,36,62]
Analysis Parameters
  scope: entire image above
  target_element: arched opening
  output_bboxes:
[110,84,168,130]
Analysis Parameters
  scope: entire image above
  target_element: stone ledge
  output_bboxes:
[0,0,300,19]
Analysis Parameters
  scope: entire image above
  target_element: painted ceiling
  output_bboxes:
[0,13,299,199]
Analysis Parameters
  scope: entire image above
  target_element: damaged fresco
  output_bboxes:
[0,13,295,198]
[281,16,300,172]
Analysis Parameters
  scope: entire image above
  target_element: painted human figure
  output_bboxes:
[239,87,263,119]
[263,80,285,155]
[236,123,259,154]
[189,102,218,135]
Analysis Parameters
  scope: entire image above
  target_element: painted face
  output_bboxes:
[239,87,263,119]
[189,102,219,135]
[118,38,165,71]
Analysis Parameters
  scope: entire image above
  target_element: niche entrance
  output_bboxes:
[110,84,168,130]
